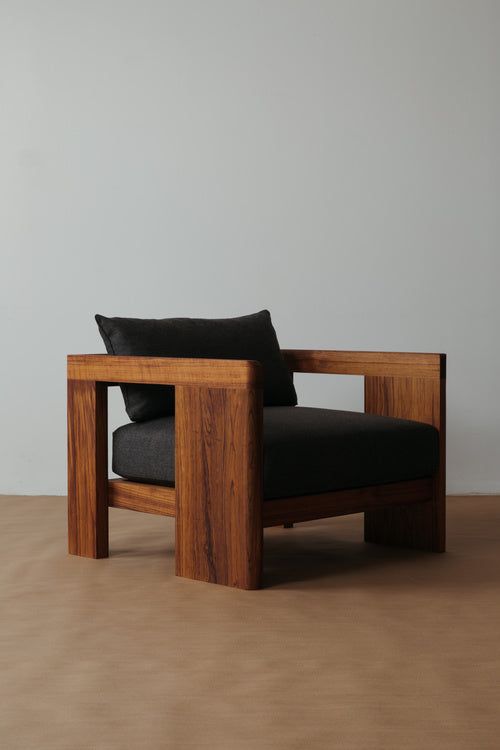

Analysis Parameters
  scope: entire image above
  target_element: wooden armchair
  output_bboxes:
[67,349,445,589]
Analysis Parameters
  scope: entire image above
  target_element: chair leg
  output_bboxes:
[175,385,263,589]
[364,478,445,552]
[364,373,446,553]
[67,379,109,558]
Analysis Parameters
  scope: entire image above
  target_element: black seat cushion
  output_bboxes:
[96,310,296,422]
[112,406,439,500]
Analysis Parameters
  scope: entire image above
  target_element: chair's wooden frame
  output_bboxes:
[67,350,446,589]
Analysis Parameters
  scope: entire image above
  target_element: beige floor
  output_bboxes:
[1,495,499,750]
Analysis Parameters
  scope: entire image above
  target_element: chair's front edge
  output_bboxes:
[67,379,109,558]
[364,355,446,552]
[175,385,264,589]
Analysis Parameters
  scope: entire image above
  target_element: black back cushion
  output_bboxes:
[95,310,297,421]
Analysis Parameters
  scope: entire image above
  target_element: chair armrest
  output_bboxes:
[280,349,447,552]
[67,354,262,389]
[67,354,264,584]
[281,349,445,380]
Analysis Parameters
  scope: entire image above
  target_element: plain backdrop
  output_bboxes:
[1,0,499,494]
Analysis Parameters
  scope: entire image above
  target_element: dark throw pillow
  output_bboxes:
[95,310,297,421]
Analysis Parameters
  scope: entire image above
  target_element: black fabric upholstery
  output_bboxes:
[113,407,439,500]
[96,310,296,422]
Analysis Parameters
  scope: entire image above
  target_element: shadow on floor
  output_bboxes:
[262,531,431,588]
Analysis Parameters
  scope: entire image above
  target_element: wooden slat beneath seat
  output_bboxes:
[108,477,434,529]
[263,478,434,527]
[108,479,176,516]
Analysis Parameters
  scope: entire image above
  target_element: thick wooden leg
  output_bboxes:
[364,493,444,551]
[364,373,446,552]
[175,385,263,589]
[68,379,108,558]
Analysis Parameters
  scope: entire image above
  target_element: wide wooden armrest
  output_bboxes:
[281,350,445,380]
[67,354,262,389]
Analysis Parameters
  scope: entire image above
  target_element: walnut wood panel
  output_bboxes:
[263,478,433,527]
[364,371,446,552]
[67,380,108,558]
[282,349,444,379]
[108,480,175,516]
[175,386,263,589]
[68,355,261,389]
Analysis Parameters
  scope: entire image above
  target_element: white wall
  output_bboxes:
[1,0,499,495]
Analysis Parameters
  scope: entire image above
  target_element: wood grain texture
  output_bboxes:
[108,477,434,532]
[282,349,443,379]
[175,385,263,589]
[68,355,262,389]
[67,380,108,558]
[364,369,446,552]
[108,480,175,516]
[264,478,433,527]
